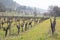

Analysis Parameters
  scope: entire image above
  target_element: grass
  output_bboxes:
[0,17,60,40]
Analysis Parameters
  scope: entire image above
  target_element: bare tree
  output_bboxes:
[49,6,60,16]
[0,2,6,12]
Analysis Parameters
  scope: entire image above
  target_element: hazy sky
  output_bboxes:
[13,0,60,10]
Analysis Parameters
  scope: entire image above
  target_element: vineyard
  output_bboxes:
[0,17,60,40]
[0,0,60,40]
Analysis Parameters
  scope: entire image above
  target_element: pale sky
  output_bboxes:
[13,0,60,10]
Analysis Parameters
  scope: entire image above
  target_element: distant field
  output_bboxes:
[0,17,60,40]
